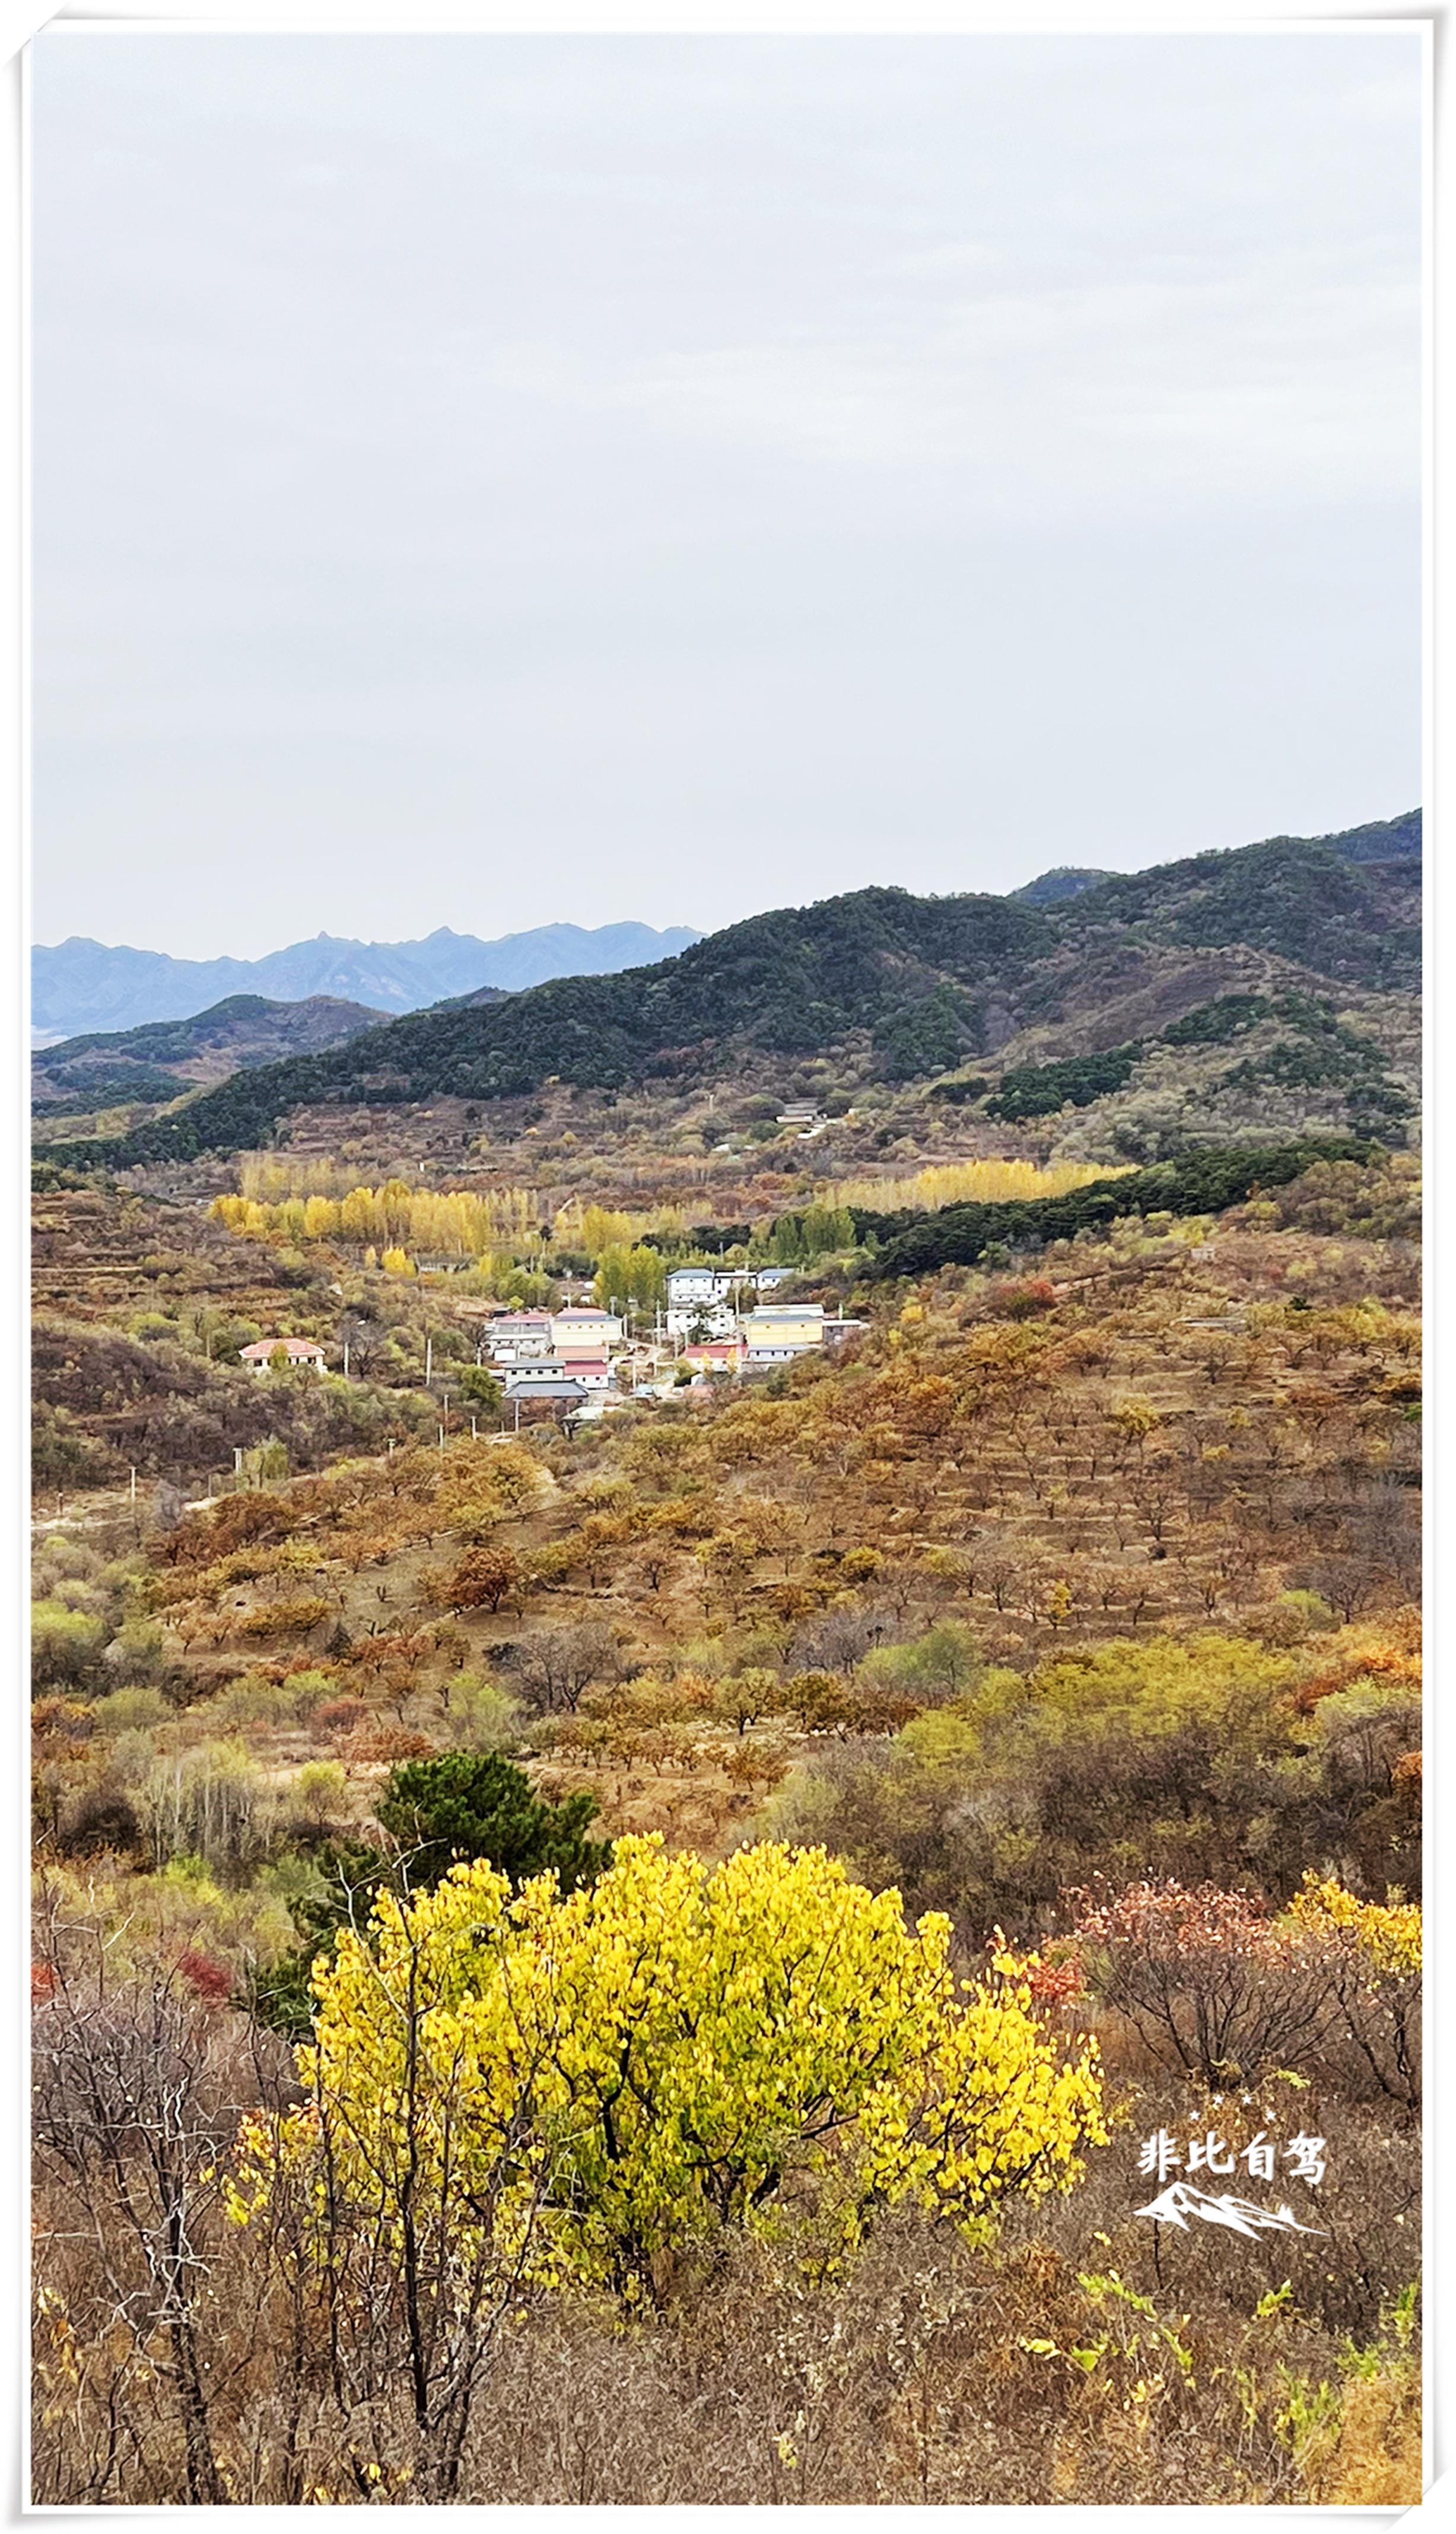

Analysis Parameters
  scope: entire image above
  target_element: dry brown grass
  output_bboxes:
[33,2166,1422,2507]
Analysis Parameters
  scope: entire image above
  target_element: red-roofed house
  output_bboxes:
[549,1354,612,1391]
[240,1337,328,1375]
[683,1337,746,1376]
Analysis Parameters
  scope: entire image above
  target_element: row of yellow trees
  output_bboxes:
[212,1159,1114,1270]
[211,1186,678,1261]
[834,1156,1122,1214]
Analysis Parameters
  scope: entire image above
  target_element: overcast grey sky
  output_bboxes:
[33,28,1422,962]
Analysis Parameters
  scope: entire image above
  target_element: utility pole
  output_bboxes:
[425,1336,433,1386]
[342,1338,349,1381]
[129,1466,136,1506]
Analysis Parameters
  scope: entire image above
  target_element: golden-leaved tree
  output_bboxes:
[238,1834,1104,2319]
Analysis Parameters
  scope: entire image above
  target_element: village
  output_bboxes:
[239,1260,869,1426]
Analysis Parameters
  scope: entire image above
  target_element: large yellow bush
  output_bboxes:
[243,1835,1104,2304]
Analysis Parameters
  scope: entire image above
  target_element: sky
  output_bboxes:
[31,28,1423,962]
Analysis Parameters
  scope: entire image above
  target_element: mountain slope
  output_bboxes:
[31,920,702,1040]
[85,886,1049,1163]
[1009,867,1114,907]
[1053,831,1419,988]
[1301,808,1421,865]
[31,993,403,1116]
[55,816,1419,1173]
[1007,808,1419,917]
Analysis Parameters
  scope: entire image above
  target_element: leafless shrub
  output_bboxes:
[507,1622,624,1713]
[1071,1878,1339,2087]
[31,1884,294,2503]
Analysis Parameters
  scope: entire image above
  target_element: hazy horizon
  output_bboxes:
[34,915,705,958]
[33,30,1422,961]
[32,793,1420,965]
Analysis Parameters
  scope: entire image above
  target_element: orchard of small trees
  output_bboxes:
[30,1147,1423,2506]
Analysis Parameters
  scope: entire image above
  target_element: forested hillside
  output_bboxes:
[1058,828,1419,984]
[31,993,392,1116]
[49,815,1420,1172]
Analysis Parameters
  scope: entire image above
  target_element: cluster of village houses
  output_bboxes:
[241,1264,866,1422]
[477,1266,866,1417]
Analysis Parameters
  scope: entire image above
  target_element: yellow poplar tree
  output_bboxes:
[302,1194,341,1241]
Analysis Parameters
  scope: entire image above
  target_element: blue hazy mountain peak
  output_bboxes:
[32,919,703,1042]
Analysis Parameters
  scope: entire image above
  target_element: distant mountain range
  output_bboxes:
[31,920,703,1044]
[37,813,1421,1048]
[56,812,1419,1174]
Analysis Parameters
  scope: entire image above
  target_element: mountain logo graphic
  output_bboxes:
[1135,2183,1325,2239]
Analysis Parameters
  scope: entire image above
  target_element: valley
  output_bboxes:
[31,813,1423,2508]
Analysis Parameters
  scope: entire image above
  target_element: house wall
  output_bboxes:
[665,1301,738,1339]
[551,1311,622,1353]
[742,1308,824,1352]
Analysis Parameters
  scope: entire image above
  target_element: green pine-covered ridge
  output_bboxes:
[44,813,1419,1171]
